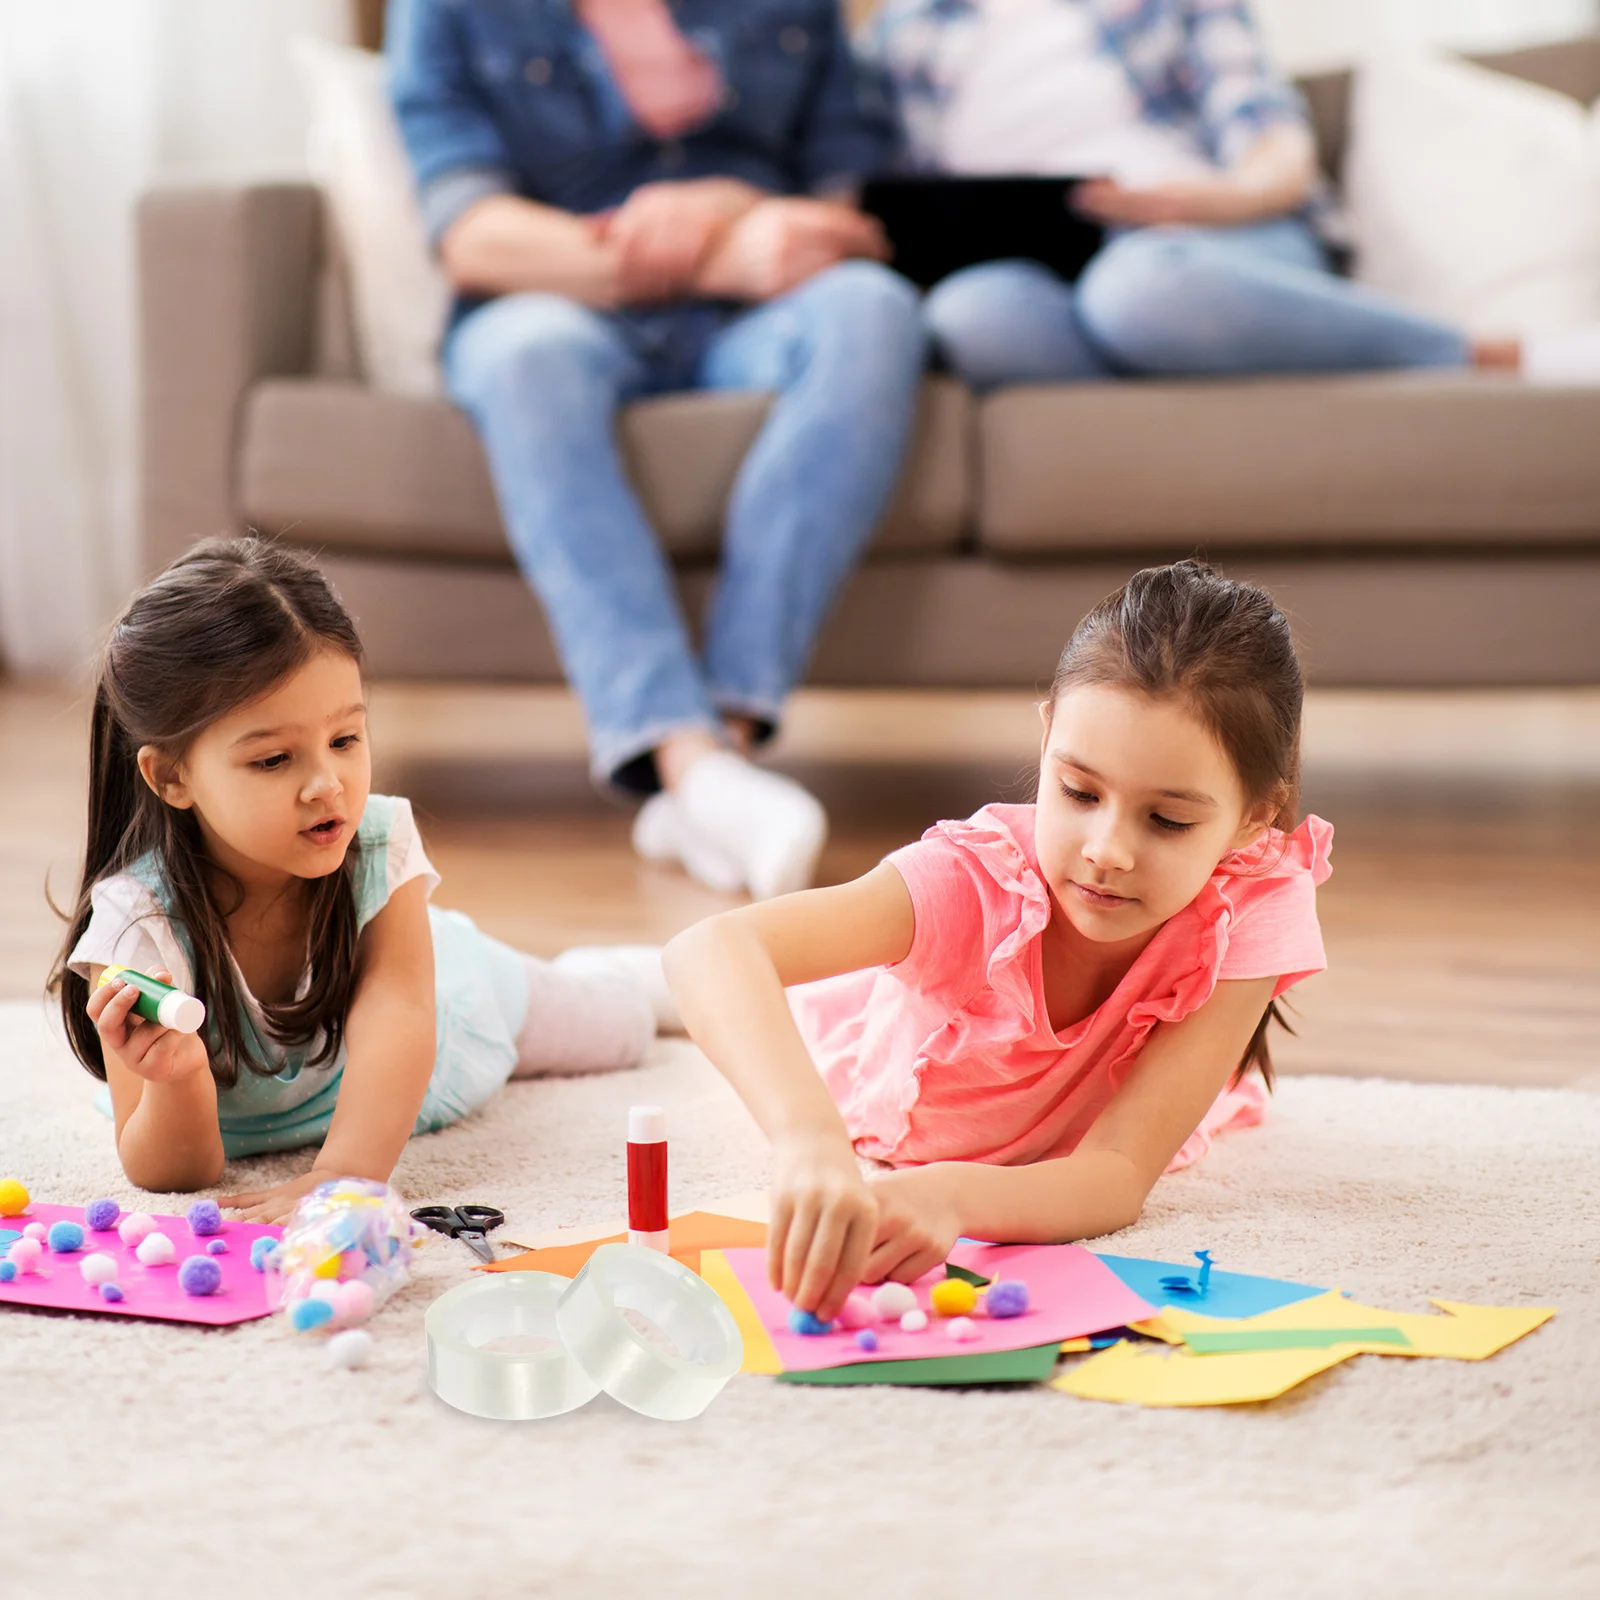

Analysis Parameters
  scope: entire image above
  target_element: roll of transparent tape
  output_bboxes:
[555,1243,744,1421]
[426,1271,601,1420]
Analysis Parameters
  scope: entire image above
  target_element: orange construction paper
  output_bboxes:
[481,1210,769,1278]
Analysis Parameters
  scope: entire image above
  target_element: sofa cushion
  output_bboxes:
[238,376,971,562]
[977,375,1600,555]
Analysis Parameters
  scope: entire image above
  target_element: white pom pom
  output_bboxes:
[871,1282,918,1320]
[326,1328,374,1370]
[946,1316,978,1342]
[136,1232,176,1266]
[119,1213,156,1248]
[79,1252,119,1286]
[899,1308,928,1333]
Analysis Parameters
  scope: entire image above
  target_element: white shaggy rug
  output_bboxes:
[0,999,1596,1600]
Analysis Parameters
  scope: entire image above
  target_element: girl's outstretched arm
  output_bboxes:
[664,863,917,1321]
[221,877,437,1224]
[864,975,1279,1278]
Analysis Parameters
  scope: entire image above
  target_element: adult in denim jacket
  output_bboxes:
[389,0,926,900]
[860,0,1511,387]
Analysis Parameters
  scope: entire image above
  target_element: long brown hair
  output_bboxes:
[1049,559,1305,1085]
[51,537,366,1088]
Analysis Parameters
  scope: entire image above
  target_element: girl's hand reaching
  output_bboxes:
[768,1128,878,1322]
[88,968,209,1086]
[220,1167,341,1226]
[862,1164,963,1287]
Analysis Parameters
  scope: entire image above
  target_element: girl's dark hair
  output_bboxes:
[1049,559,1305,1086]
[50,537,365,1089]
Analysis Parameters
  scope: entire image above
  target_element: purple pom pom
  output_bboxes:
[178,1255,223,1297]
[0,1261,16,1283]
[85,1198,121,1232]
[206,1238,228,1256]
[855,1329,879,1352]
[47,1221,85,1254]
[185,1199,222,1237]
[985,1280,1030,1319]
[100,1283,125,1303]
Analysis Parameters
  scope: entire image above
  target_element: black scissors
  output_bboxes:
[410,1204,507,1265]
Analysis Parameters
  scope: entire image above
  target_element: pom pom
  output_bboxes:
[946,1316,978,1342]
[99,1283,125,1303]
[836,1292,876,1331]
[787,1308,834,1336]
[929,1278,977,1317]
[310,1280,341,1304]
[85,1198,121,1232]
[290,1297,335,1333]
[136,1232,175,1267]
[870,1282,918,1321]
[206,1239,228,1256]
[249,1237,278,1273]
[23,1222,46,1242]
[854,1329,879,1353]
[311,1253,342,1280]
[178,1255,223,1297]
[47,1221,85,1254]
[0,1179,30,1216]
[185,1200,222,1237]
[984,1280,1030,1319]
[79,1252,119,1286]
[326,1328,375,1370]
[899,1308,928,1333]
[332,1279,377,1326]
[7,1237,43,1273]
[0,1261,15,1283]
[118,1213,156,1248]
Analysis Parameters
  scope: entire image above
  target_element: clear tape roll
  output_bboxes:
[426,1271,601,1420]
[556,1243,744,1421]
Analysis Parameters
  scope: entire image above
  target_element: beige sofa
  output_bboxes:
[139,38,1600,687]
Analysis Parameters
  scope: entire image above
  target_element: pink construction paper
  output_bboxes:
[723,1239,1156,1372]
[0,1202,282,1327]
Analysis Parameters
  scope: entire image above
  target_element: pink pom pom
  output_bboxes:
[333,1279,377,1326]
[22,1223,46,1243]
[118,1213,156,1248]
[8,1237,43,1272]
[836,1292,876,1331]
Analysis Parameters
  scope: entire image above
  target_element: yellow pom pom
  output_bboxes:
[930,1278,978,1317]
[312,1253,342,1279]
[0,1179,30,1217]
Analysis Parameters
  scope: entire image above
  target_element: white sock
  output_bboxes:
[675,751,828,901]
[511,957,655,1078]
[1523,325,1600,385]
[631,791,745,894]
[552,944,683,1034]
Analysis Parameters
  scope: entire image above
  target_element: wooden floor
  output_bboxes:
[7,680,1598,1092]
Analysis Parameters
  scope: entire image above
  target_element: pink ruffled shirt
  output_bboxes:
[791,804,1333,1175]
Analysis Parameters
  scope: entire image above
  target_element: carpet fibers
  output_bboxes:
[1,1000,1595,1600]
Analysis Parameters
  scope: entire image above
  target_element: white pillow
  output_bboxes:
[292,36,450,397]
[1346,48,1600,337]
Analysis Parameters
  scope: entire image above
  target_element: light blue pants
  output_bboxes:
[445,262,926,792]
[922,218,1471,391]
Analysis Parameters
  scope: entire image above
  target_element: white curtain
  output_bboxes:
[0,0,349,678]
[1256,0,1600,73]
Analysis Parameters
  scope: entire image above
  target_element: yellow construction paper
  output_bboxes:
[1053,1338,1355,1406]
[1129,1314,1186,1346]
[1059,1337,1093,1354]
[1155,1291,1554,1361]
[700,1248,783,1376]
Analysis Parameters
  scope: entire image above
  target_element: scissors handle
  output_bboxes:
[453,1204,506,1232]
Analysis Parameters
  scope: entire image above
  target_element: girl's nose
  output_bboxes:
[1082,816,1135,873]
[302,766,343,803]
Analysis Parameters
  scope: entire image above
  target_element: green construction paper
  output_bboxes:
[942,1261,992,1289]
[777,1340,1062,1388]
[1184,1326,1413,1354]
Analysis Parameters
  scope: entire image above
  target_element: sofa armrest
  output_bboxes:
[138,183,322,576]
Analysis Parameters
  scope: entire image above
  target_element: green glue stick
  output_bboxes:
[97,965,206,1034]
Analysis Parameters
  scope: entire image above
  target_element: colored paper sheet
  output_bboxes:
[1183,1326,1412,1354]
[0,1202,281,1327]
[1158,1290,1555,1361]
[1055,1338,1356,1406]
[779,1341,1063,1387]
[1094,1252,1324,1320]
[699,1249,783,1375]
[483,1210,769,1278]
[720,1239,1154,1373]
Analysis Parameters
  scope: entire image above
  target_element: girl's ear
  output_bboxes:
[1229,793,1284,853]
[137,746,193,811]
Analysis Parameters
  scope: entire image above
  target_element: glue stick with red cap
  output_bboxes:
[627,1105,669,1252]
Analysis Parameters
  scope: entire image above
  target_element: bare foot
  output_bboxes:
[1471,338,1521,373]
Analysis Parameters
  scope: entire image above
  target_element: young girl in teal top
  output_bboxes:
[54,538,672,1223]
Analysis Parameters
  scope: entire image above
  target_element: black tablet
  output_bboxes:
[860,175,1105,290]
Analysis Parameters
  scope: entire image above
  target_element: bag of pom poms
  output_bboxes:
[269,1177,416,1333]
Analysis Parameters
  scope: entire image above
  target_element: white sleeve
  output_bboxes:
[384,796,442,904]
[67,874,196,991]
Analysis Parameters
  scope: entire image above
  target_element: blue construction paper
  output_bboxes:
[0,1230,19,1251]
[1093,1252,1324,1320]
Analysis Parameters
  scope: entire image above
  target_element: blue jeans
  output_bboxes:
[922,218,1471,390]
[446,261,926,792]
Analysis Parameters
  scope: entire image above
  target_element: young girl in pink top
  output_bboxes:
[665,560,1332,1321]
